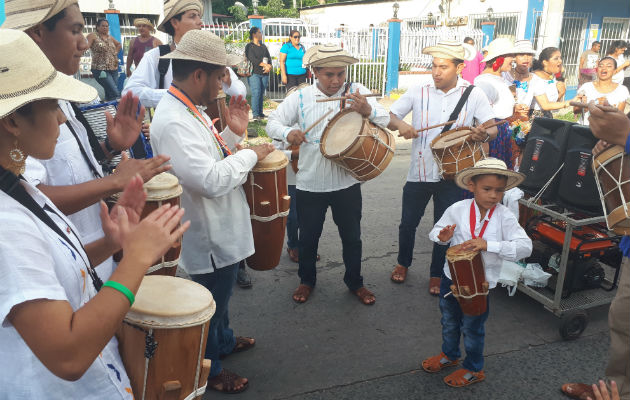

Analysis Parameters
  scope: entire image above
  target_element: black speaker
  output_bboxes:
[519,118,573,200]
[557,124,603,215]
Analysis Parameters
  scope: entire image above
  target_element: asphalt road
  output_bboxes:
[202,138,612,400]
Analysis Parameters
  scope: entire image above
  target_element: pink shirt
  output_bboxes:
[462,51,485,84]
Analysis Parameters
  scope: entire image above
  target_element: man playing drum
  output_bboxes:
[387,40,498,295]
[3,0,170,281]
[266,44,390,305]
[150,29,274,394]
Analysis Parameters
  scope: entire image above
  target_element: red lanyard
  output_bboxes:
[469,201,496,239]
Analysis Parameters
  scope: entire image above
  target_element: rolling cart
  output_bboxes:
[517,198,621,340]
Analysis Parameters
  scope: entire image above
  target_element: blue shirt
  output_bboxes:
[619,133,630,257]
[280,43,306,76]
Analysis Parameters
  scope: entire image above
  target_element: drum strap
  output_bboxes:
[340,82,352,109]
[469,201,496,239]
[158,44,172,90]
[441,85,475,133]
[69,103,108,176]
[0,166,102,291]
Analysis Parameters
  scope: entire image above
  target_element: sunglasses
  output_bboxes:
[292,35,301,38]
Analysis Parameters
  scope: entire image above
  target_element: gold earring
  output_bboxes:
[8,139,26,175]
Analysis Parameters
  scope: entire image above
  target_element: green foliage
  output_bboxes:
[227,5,249,22]
[555,111,578,123]
[258,0,299,18]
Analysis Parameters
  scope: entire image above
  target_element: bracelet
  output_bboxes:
[103,280,135,306]
[104,137,121,156]
[482,132,491,143]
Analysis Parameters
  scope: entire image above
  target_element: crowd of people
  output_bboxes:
[0,0,629,398]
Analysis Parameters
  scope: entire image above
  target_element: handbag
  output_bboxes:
[236,43,253,77]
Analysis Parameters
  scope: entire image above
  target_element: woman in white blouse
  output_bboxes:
[575,56,630,125]
[606,40,630,86]
[0,30,188,398]
[530,47,576,118]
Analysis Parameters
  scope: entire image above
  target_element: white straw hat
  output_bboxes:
[157,0,203,33]
[455,158,525,191]
[304,43,359,67]
[2,0,78,31]
[423,39,476,61]
[512,39,536,55]
[482,38,517,62]
[134,18,155,32]
[0,29,97,118]
[160,29,241,67]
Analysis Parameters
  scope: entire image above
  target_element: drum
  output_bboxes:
[207,90,227,132]
[446,244,489,316]
[143,172,183,276]
[320,109,395,181]
[431,128,485,180]
[245,150,291,270]
[79,101,123,171]
[117,276,216,400]
[592,145,630,235]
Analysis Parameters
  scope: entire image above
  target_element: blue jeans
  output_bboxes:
[190,263,238,378]
[296,184,363,291]
[248,73,268,117]
[397,180,461,277]
[287,185,298,249]
[440,275,489,372]
[92,69,120,101]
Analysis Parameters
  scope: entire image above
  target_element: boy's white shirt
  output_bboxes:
[429,198,533,288]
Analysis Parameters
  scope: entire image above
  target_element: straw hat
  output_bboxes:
[482,38,517,62]
[134,18,155,32]
[0,29,97,118]
[304,43,358,67]
[455,158,525,191]
[2,0,78,31]
[161,29,241,67]
[512,39,536,55]
[423,40,476,61]
[157,0,203,33]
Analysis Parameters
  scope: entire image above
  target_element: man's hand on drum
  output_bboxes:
[438,224,456,242]
[246,143,275,161]
[588,102,630,147]
[111,153,172,190]
[287,129,307,146]
[388,113,417,139]
[346,92,372,118]
[461,238,487,252]
[100,174,146,250]
[470,122,498,143]
[105,91,146,151]
[593,140,609,157]
[224,95,250,136]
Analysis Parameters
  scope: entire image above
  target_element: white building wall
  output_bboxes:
[78,0,163,16]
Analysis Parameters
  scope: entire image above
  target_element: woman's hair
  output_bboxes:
[606,40,627,55]
[532,47,559,71]
[289,29,300,38]
[96,18,108,28]
[599,56,618,69]
[249,26,260,40]
[163,12,184,37]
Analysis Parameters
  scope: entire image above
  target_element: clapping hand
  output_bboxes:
[438,224,456,242]
[105,91,146,151]
[224,95,250,136]
[100,175,146,249]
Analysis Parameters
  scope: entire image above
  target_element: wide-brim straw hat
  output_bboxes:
[482,37,517,62]
[134,18,155,32]
[157,0,203,33]
[455,158,525,191]
[0,29,97,118]
[161,30,241,67]
[2,0,78,31]
[423,39,476,61]
[512,39,536,55]
[305,43,359,67]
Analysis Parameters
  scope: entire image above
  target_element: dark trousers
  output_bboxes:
[190,263,239,378]
[286,73,307,91]
[92,69,120,101]
[397,180,460,277]
[286,184,298,249]
[296,183,363,291]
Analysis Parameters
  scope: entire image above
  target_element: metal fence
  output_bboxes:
[469,12,521,42]
[599,17,630,56]
[558,12,591,88]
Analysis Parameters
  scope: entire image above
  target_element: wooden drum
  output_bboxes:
[593,145,630,235]
[320,109,395,181]
[143,173,183,276]
[446,244,489,316]
[245,150,291,271]
[431,128,485,180]
[118,276,216,400]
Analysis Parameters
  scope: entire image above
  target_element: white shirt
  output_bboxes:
[24,100,115,280]
[502,71,536,107]
[613,55,626,84]
[123,46,247,108]
[577,82,630,125]
[531,74,559,110]
[150,92,258,273]
[273,139,296,186]
[389,78,495,182]
[474,73,515,119]
[429,199,532,288]
[0,181,132,399]
[266,82,390,192]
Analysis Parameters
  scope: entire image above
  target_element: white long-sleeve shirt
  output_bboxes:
[150,92,258,273]
[429,199,532,288]
[123,45,247,108]
[266,82,390,192]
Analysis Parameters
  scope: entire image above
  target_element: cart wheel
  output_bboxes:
[559,310,588,340]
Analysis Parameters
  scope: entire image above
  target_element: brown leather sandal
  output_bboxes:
[292,284,313,303]
[354,287,376,305]
[391,265,408,283]
[207,369,249,393]
[561,383,595,400]
[422,352,459,373]
[219,336,256,359]
[443,368,485,387]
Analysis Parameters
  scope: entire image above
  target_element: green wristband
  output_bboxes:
[103,280,135,306]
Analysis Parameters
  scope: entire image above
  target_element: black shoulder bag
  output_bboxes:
[441,85,475,133]
[157,44,172,90]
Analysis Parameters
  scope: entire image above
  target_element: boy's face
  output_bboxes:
[467,174,507,211]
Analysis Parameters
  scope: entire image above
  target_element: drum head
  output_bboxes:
[431,129,473,150]
[446,243,478,262]
[322,110,363,155]
[252,149,289,172]
[144,172,183,201]
[125,276,216,328]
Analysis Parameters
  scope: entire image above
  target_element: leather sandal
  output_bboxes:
[422,352,459,373]
[391,265,408,283]
[207,369,249,393]
[287,247,299,263]
[354,287,376,305]
[292,284,313,303]
[444,368,485,387]
[561,383,595,400]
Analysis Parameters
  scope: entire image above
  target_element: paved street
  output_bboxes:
[203,138,611,400]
